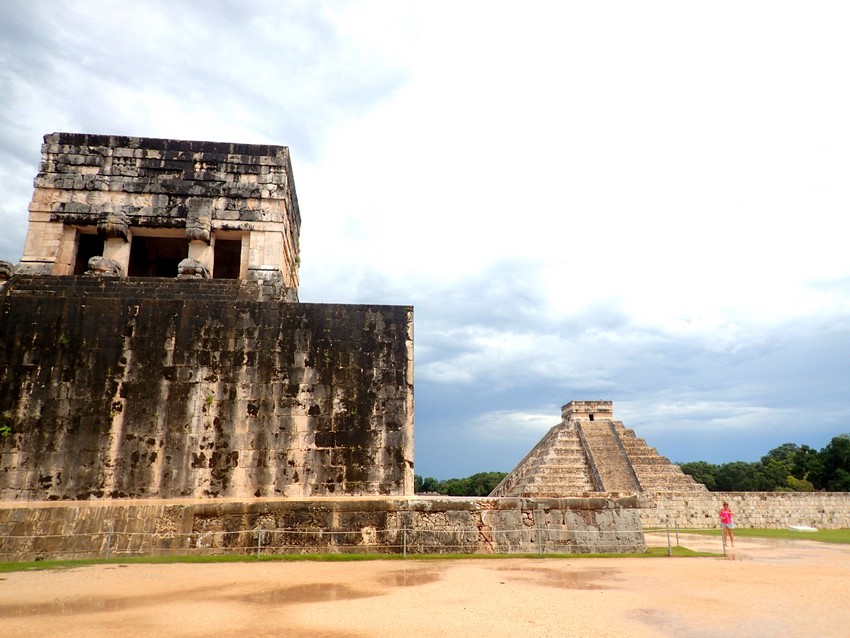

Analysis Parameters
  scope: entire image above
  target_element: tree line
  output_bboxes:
[416,434,850,496]
[414,472,508,496]
[679,434,850,492]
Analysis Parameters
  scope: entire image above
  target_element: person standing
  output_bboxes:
[720,501,735,547]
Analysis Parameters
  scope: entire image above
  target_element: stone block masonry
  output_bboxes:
[0,276,413,499]
[0,496,646,561]
[639,491,850,530]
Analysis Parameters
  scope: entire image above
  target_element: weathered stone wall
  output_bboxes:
[639,491,850,530]
[0,276,413,499]
[0,496,646,561]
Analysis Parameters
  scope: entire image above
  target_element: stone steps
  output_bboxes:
[489,424,595,496]
[577,421,641,493]
[613,422,707,492]
[4,275,280,303]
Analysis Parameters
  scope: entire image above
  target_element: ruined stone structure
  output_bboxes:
[491,401,707,498]
[0,133,414,500]
[0,496,646,561]
[0,134,653,558]
[18,132,300,296]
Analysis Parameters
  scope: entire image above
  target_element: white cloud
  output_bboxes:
[465,409,560,443]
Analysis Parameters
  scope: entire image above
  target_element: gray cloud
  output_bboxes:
[386,262,850,477]
[0,0,407,266]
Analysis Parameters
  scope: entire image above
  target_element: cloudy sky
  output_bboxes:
[2,1,849,479]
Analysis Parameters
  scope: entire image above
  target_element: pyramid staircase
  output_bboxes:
[490,423,596,497]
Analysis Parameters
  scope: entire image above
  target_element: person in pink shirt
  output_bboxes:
[719,502,735,547]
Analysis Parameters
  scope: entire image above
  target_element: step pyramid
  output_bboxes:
[490,401,707,497]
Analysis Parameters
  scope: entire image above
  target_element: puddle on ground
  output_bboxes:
[241,583,377,604]
[495,566,615,590]
[0,585,213,618]
[1,597,134,617]
[378,569,442,587]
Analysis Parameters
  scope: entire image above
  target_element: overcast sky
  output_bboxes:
[2,1,849,479]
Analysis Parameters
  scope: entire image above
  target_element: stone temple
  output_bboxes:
[491,401,707,497]
[0,132,414,500]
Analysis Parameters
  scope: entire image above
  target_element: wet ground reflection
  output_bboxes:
[378,569,442,587]
[1,595,136,617]
[242,583,377,604]
[495,565,616,590]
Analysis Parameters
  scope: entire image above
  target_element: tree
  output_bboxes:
[413,472,508,496]
[714,461,758,491]
[790,445,825,490]
[761,442,800,464]
[828,468,850,491]
[752,458,793,491]
[679,461,719,491]
[414,475,442,493]
[820,435,850,490]
[785,475,814,492]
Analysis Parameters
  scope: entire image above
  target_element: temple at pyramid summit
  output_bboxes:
[490,401,707,497]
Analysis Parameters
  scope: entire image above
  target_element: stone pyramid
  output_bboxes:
[490,401,707,497]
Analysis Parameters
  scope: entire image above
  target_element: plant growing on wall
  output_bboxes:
[0,412,12,437]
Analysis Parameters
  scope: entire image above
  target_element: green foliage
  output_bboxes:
[0,411,12,437]
[414,472,508,496]
[820,435,850,490]
[785,475,814,492]
[679,434,850,492]
[678,461,718,490]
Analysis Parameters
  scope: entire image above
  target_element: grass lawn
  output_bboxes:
[0,546,716,573]
[678,527,850,544]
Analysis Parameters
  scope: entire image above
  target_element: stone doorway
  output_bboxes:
[128,236,187,277]
[73,232,104,275]
[213,238,242,279]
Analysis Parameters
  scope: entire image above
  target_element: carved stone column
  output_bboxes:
[0,260,15,290]
[186,200,214,276]
[97,210,131,277]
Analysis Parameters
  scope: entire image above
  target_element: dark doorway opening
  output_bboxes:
[214,239,242,279]
[74,233,103,275]
[128,236,187,277]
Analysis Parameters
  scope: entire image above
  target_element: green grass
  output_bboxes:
[0,546,718,573]
[670,527,850,544]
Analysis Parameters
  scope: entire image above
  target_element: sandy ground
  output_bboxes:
[2,533,849,638]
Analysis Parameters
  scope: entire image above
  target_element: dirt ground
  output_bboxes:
[2,532,849,638]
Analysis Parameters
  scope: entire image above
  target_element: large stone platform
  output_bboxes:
[0,275,414,500]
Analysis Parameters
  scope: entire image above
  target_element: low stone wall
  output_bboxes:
[0,496,645,561]
[639,491,850,530]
